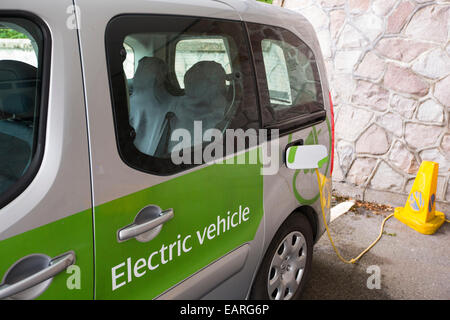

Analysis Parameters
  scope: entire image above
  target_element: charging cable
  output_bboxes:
[315,168,394,264]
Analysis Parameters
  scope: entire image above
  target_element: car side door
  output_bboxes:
[0,0,94,300]
[76,0,266,299]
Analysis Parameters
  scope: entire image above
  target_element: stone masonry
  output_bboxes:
[279,0,449,210]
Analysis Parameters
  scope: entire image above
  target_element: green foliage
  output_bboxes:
[0,28,27,39]
[257,0,273,3]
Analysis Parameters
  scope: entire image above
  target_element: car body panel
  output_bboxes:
[0,0,331,300]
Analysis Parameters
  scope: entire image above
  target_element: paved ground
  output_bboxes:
[301,208,450,300]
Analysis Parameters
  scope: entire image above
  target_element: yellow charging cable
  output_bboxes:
[315,169,394,264]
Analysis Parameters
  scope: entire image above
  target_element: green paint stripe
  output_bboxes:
[318,156,328,169]
[287,146,298,164]
[0,209,94,299]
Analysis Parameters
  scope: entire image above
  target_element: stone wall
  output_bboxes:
[281,0,450,210]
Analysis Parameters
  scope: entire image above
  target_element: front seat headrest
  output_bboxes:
[184,61,226,99]
[0,60,37,82]
[2,94,34,116]
[0,60,37,117]
[133,57,168,92]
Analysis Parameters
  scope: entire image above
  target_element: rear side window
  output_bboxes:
[247,23,325,133]
[106,15,260,175]
[261,40,292,105]
[0,15,49,207]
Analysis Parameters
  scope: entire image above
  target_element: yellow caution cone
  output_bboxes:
[394,161,445,235]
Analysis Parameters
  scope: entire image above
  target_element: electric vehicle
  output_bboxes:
[0,0,333,300]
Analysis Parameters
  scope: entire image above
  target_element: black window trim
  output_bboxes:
[0,11,51,210]
[244,21,326,137]
[265,110,327,134]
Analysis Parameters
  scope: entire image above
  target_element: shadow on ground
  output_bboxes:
[301,210,450,300]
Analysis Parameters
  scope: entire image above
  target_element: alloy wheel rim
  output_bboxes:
[267,231,307,300]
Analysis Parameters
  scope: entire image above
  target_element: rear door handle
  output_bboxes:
[0,251,75,300]
[117,206,174,243]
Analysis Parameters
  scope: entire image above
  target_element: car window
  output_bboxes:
[0,16,47,205]
[261,40,292,105]
[175,38,232,89]
[123,42,135,79]
[247,23,325,132]
[105,15,260,175]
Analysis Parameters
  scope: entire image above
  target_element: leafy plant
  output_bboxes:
[0,28,27,39]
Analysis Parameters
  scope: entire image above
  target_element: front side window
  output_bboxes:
[106,15,260,175]
[247,23,325,132]
[0,16,48,206]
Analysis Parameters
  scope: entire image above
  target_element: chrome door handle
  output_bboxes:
[118,207,174,243]
[0,251,75,300]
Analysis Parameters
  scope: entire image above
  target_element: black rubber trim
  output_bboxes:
[265,110,327,136]
[0,11,51,210]
[243,21,264,131]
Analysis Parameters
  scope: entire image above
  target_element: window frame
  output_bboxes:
[105,14,262,176]
[245,22,326,136]
[0,11,51,210]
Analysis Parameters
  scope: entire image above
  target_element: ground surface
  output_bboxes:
[301,201,450,300]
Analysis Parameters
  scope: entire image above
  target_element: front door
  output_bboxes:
[0,0,94,300]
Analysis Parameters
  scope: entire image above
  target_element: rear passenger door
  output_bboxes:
[0,0,94,300]
[76,0,265,300]
[246,22,333,249]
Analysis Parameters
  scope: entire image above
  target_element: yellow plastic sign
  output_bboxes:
[394,161,445,234]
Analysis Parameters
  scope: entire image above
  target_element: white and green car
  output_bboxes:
[0,0,334,300]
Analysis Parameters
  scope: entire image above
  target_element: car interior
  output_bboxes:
[121,33,243,158]
[0,22,40,195]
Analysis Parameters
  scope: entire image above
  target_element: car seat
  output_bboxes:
[168,61,228,153]
[129,57,176,156]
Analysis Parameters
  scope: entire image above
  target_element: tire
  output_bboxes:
[250,213,313,300]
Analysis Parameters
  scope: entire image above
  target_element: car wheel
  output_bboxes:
[250,214,313,300]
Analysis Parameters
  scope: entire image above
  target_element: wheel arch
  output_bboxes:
[291,205,319,242]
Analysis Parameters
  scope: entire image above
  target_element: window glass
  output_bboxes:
[123,43,135,79]
[175,38,232,88]
[261,39,292,105]
[106,15,260,175]
[247,23,324,130]
[0,17,46,199]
